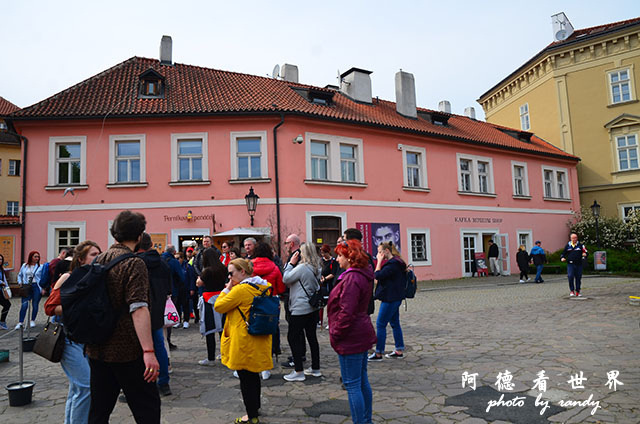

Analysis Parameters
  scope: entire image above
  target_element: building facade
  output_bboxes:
[11,42,580,280]
[478,14,640,223]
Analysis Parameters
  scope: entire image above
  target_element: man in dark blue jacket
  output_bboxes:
[561,233,588,297]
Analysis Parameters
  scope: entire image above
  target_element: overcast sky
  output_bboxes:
[2,1,638,120]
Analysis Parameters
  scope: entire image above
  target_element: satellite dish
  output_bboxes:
[272,64,280,79]
[555,30,568,41]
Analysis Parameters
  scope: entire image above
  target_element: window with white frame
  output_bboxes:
[609,69,632,104]
[109,135,146,184]
[47,221,86,259]
[56,228,80,253]
[305,133,365,184]
[399,145,428,189]
[407,228,432,265]
[170,133,209,183]
[8,159,20,176]
[511,161,529,196]
[541,166,570,199]
[621,204,640,223]
[6,201,19,216]
[457,153,494,194]
[517,230,532,252]
[48,136,87,187]
[230,131,268,181]
[519,103,530,130]
[616,134,639,171]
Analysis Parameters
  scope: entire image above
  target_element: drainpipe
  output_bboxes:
[272,113,284,257]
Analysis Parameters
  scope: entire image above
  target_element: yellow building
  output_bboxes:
[0,96,21,218]
[478,14,640,222]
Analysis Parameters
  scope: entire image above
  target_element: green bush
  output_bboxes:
[568,207,628,249]
[627,210,640,252]
[546,244,640,274]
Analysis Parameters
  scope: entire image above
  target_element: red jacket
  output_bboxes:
[327,266,377,355]
[251,257,285,295]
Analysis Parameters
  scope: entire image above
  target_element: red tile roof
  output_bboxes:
[13,57,577,161]
[0,96,19,115]
[0,215,20,226]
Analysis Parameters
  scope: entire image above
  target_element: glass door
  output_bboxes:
[463,234,476,276]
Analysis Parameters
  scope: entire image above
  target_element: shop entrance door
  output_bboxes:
[462,234,476,277]
[311,216,342,248]
[497,233,510,275]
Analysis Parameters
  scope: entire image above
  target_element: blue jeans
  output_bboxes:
[567,263,583,293]
[60,337,91,424]
[535,265,544,282]
[375,300,404,354]
[338,352,373,424]
[152,328,170,386]
[19,283,41,323]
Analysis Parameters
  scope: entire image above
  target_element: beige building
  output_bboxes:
[0,96,21,217]
[478,14,640,222]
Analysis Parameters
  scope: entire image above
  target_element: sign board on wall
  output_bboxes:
[150,233,168,254]
[355,222,402,255]
[594,251,607,271]
[0,236,14,269]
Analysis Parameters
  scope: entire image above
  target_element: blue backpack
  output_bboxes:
[237,283,279,336]
[405,267,417,299]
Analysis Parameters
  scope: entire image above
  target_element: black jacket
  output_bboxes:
[516,250,529,270]
[488,243,499,258]
[139,250,171,331]
[561,241,587,264]
[374,257,407,303]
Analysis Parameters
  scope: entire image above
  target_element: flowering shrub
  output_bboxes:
[568,207,628,249]
[627,210,640,252]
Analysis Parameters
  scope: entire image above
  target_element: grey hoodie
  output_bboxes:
[283,262,321,315]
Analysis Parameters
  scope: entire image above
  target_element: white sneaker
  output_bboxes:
[261,370,271,380]
[526,278,531,282]
[519,279,524,283]
[216,354,222,360]
[173,322,181,328]
[198,359,214,366]
[303,367,322,377]
[15,322,22,330]
[183,321,189,329]
[30,320,36,328]
[325,325,329,330]
[233,370,239,379]
[283,370,305,382]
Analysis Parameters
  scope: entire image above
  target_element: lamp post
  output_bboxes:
[245,187,259,226]
[591,200,601,247]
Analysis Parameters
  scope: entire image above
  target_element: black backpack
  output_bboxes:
[405,266,417,299]
[60,253,135,344]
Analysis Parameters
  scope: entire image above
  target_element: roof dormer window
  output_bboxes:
[138,68,165,99]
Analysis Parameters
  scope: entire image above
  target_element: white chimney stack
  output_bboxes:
[340,68,373,104]
[395,70,417,119]
[464,107,476,119]
[160,35,172,65]
[438,100,451,114]
[281,64,299,83]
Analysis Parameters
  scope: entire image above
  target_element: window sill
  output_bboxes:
[228,178,272,184]
[304,179,368,188]
[457,191,497,198]
[168,180,211,186]
[106,182,149,189]
[512,195,532,200]
[607,99,638,108]
[411,261,432,266]
[402,186,430,193]
[45,185,89,191]
[543,197,571,202]
[611,168,640,175]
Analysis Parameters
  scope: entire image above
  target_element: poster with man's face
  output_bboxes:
[356,222,401,254]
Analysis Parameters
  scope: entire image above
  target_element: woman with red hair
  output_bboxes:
[327,240,376,424]
[16,250,44,329]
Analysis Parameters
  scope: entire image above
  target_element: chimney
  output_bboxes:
[438,100,451,114]
[464,107,476,119]
[340,67,373,104]
[160,35,172,65]
[281,64,299,83]
[395,70,417,119]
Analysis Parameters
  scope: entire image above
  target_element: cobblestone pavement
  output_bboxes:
[1,275,639,423]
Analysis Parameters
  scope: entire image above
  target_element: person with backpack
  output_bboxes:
[530,240,547,284]
[44,240,102,424]
[215,258,273,424]
[84,211,160,423]
[16,250,44,329]
[516,245,530,283]
[369,241,406,362]
[0,254,11,330]
[196,253,227,367]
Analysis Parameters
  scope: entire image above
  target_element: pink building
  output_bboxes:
[11,42,580,279]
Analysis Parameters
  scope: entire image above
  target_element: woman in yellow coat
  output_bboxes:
[215,258,273,424]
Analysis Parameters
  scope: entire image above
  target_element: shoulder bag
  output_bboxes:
[33,317,66,363]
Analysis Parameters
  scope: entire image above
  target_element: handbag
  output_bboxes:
[15,283,32,298]
[237,283,279,336]
[1,285,11,300]
[164,297,180,327]
[33,317,66,363]
[299,278,326,309]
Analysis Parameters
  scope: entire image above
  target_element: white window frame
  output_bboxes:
[229,131,269,181]
[6,201,19,216]
[407,228,432,266]
[305,132,365,185]
[47,221,86,260]
[305,211,348,244]
[511,161,530,197]
[456,153,495,195]
[108,134,146,184]
[399,144,428,190]
[310,140,329,180]
[615,134,639,171]
[519,103,530,130]
[608,68,633,104]
[170,132,209,184]
[620,203,640,224]
[516,229,533,252]
[541,165,570,200]
[48,136,87,186]
[8,159,20,176]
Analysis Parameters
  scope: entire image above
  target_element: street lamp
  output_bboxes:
[245,187,259,226]
[591,200,601,247]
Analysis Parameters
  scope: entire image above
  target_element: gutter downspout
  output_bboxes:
[273,113,284,257]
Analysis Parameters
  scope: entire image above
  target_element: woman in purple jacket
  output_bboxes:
[328,240,376,424]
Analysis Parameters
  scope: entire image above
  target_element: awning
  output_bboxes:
[212,227,271,237]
